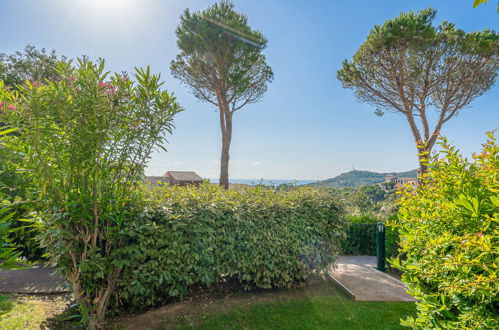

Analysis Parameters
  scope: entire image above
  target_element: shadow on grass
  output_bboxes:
[40,299,84,330]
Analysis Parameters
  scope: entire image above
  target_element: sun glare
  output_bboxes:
[49,0,144,47]
[77,0,139,28]
[84,0,134,13]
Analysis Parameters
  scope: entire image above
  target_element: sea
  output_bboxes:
[210,179,318,186]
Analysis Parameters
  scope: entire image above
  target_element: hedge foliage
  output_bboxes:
[340,215,399,259]
[115,184,346,310]
[392,133,499,329]
[341,223,377,256]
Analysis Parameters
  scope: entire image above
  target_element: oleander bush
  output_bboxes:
[0,60,181,329]
[0,195,20,268]
[0,134,42,261]
[391,133,499,329]
[1,142,31,271]
[115,183,346,311]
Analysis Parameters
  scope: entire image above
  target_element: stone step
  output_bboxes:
[328,256,416,302]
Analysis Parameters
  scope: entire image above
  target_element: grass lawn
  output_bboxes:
[174,297,415,330]
[0,294,47,330]
[0,294,76,330]
[0,276,416,329]
[111,275,416,329]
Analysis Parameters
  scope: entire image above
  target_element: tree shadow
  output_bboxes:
[40,299,84,330]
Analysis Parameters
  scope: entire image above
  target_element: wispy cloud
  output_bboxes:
[250,161,262,166]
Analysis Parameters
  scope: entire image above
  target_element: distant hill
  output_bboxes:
[309,169,418,188]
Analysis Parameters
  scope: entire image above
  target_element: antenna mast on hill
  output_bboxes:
[353,164,355,171]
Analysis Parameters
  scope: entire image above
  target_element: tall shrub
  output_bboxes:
[0,134,41,260]
[392,133,499,329]
[0,120,29,268]
[115,184,346,310]
[0,194,21,269]
[0,61,181,329]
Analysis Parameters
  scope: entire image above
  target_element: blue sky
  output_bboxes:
[1,0,498,180]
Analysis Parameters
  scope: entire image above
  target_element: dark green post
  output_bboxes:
[376,222,385,272]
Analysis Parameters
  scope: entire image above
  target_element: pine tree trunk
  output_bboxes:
[405,112,435,176]
[417,145,430,175]
[219,112,232,189]
[216,84,233,190]
[418,157,428,174]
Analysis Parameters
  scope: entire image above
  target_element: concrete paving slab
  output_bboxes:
[0,264,69,294]
[329,256,416,302]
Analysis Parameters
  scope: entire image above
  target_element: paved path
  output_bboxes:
[1,257,415,300]
[328,256,416,302]
[0,264,69,294]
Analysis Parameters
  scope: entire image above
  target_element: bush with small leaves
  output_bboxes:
[391,133,499,329]
[115,183,346,311]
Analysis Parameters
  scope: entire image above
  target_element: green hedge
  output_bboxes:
[115,184,346,311]
[341,223,377,255]
[340,215,399,258]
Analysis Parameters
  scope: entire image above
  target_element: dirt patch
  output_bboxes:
[108,274,345,329]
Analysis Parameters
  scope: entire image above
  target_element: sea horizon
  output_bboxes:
[209,179,318,186]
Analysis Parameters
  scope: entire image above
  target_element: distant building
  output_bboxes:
[145,171,203,187]
[384,174,395,182]
[165,171,203,186]
[144,175,170,186]
[383,173,418,189]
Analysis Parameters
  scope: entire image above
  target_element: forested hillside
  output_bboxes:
[309,169,417,188]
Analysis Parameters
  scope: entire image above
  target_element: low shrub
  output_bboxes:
[391,133,499,329]
[115,184,346,311]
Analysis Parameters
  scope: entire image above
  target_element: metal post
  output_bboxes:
[376,222,386,272]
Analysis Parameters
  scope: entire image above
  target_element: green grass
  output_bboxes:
[0,294,49,330]
[176,296,416,330]
[1,286,416,329]
[0,294,76,330]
